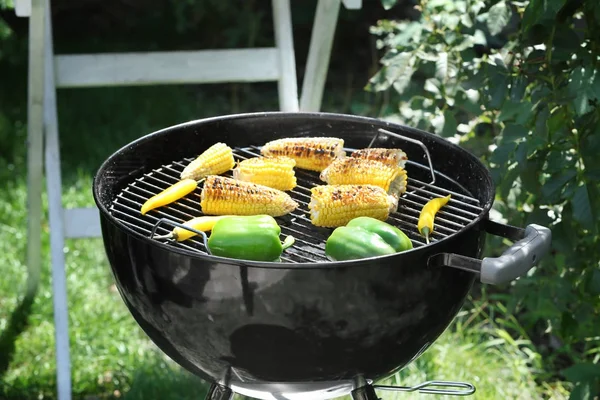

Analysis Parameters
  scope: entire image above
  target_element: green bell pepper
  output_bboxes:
[325,226,397,261]
[346,216,413,252]
[207,215,294,262]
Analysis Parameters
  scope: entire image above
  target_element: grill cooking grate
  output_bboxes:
[110,146,484,263]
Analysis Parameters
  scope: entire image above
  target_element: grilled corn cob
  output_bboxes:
[181,142,235,180]
[390,168,408,197]
[260,137,345,172]
[350,148,408,169]
[320,158,407,195]
[232,156,297,191]
[200,175,298,217]
[308,184,399,228]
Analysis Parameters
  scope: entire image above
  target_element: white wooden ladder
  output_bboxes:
[19,0,362,399]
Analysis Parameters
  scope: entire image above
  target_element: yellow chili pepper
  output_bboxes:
[140,178,198,215]
[417,194,451,244]
[155,215,230,242]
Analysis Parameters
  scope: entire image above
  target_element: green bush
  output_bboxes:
[367,0,600,397]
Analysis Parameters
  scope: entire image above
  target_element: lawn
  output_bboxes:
[0,76,569,400]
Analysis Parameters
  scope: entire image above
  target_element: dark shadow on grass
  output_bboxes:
[0,293,36,379]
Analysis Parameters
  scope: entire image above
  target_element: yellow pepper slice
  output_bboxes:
[417,194,451,244]
[171,215,229,241]
[140,178,198,215]
[153,215,230,242]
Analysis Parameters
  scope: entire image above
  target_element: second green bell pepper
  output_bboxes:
[207,215,294,262]
[325,217,413,261]
[325,226,397,261]
[346,216,413,252]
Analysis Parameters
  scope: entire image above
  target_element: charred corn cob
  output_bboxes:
[200,175,298,217]
[232,156,297,191]
[320,158,407,195]
[181,142,235,180]
[260,137,345,172]
[308,184,399,228]
[350,148,408,169]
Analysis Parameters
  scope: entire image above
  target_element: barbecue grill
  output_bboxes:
[92,112,551,400]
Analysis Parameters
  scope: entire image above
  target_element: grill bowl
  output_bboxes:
[93,112,496,399]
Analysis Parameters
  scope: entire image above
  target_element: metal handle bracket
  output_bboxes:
[150,217,212,255]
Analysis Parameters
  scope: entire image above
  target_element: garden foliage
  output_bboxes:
[368,0,600,397]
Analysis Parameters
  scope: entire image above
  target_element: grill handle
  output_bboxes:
[429,221,552,285]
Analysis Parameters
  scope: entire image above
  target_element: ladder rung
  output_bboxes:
[55,48,281,88]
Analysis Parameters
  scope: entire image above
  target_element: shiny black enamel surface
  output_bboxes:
[93,112,495,393]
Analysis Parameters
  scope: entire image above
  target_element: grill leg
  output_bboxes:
[351,377,380,400]
[205,383,233,400]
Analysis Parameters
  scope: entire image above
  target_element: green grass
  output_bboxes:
[0,69,567,399]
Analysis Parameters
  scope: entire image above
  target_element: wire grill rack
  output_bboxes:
[109,136,484,264]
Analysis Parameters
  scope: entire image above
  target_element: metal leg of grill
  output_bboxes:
[351,376,380,400]
[205,383,234,400]
[351,385,380,400]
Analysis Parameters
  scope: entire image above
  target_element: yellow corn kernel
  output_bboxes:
[200,175,298,217]
[350,148,408,169]
[260,137,345,172]
[320,158,401,192]
[308,184,399,228]
[181,142,235,180]
[389,167,408,197]
[232,156,297,191]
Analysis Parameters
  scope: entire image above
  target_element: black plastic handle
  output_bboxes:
[429,220,552,285]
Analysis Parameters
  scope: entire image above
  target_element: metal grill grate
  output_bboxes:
[109,146,484,264]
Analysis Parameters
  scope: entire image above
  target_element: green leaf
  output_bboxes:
[545,150,569,174]
[522,0,567,32]
[427,0,452,9]
[436,52,449,81]
[455,88,482,115]
[365,68,390,92]
[424,78,442,96]
[525,135,547,157]
[389,22,422,47]
[439,13,461,30]
[460,13,473,28]
[489,75,509,109]
[430,110,446,135]
[441,109,458,137]
[560,311,578,341]
[498,100,533,124]
[568,66,600,116]
[547,108,568,134]
[490,142,516,167]
[589,269,600,296]
[562,363,600,383]
[510,75,528,102]
[487,1,512,36]
[415,48,439,62]
[381,0,399,10]
[486,62,509,108]
[473,29,488,45]
[569,382,592,400]
[514,141,527,164]
[571,183,594,230]
[541,169,577,202]
[500,123,529,144]
[551,221,577,255]
[385,52,417,95]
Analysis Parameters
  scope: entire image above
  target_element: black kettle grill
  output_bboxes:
[92,112,551,400]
